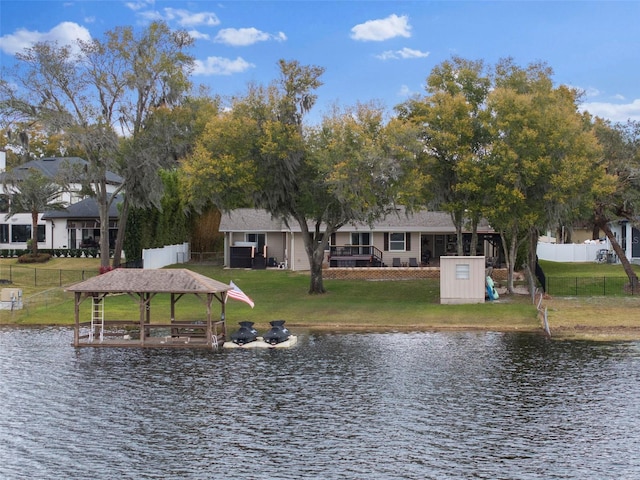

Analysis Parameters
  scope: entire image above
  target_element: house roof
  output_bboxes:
[42,195,122,220]
[218,208,495,234]
[0,157,123,184]
[66,268,232,295]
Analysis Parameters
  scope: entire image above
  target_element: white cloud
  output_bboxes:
[192,56,255,75]
[188,30,210,41]
[0,21,91,56]
[125,0,155,11]
[350,14,411,42]
[583,87,601,98]
[214,27,287,46]
[376,47,429,60]
[163,8,220,27]
[137,10,164,23]
[580,99,640,123]
[398,85,413,97]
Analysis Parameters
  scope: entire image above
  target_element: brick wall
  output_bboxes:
[323,267,509,281]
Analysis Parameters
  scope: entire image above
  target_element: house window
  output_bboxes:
[455,264,470,280]
[9,225,45,243]
[11,225,31,242]
[389,232,406,252]
[0,224,8,243]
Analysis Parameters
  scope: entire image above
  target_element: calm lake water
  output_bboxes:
[0,327,639,479]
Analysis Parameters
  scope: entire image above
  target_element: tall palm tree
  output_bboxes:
[3,168,67,256]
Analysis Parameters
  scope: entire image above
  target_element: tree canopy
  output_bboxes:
[396,56,492,256]
[0,21,194,267]
[400,56,606,292]
[181,60,420,293]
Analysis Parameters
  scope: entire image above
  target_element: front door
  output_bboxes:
[351,232,371,255]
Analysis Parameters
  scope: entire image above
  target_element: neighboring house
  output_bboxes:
[618,220,640,262]
[218,208,501,271]
[538,220,640,264]
[42,195,122,250]
[0,156,123,251]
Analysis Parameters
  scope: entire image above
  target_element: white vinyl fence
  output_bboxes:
[142,243,190,269]
[536,241,610,263]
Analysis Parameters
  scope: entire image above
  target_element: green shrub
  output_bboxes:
[17,253,52,264]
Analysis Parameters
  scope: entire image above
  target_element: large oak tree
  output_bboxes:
[182,60,420,293]
[485,59,604,292]
[0,21,194,268]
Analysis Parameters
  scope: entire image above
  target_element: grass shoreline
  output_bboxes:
[1,258,639,341]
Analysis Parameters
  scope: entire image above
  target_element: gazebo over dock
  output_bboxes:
[67,268,232,348]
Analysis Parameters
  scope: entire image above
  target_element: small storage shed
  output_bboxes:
[440,256,486,304]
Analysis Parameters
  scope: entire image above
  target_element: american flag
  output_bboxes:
[226,281,255,308]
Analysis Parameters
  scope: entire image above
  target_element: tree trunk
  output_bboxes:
[308,254,325,294]
[112,194,129,268]
[96,182,110,270]
[470,214,480,256]
[306,233,329,294]
[296,216,331,295]
[500,230,518,293]
[31,209,38,256]
[527,228,540,299]
[598,220,639,291]
[452,211,464,255]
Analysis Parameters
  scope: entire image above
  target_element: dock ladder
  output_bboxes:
[90,297,104,342]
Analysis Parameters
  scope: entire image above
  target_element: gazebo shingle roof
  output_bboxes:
[66,268,232,294]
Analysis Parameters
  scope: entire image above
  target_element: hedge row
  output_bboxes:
[0,248,113,259]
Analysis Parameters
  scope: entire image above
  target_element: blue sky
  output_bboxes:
[1,0,639,124]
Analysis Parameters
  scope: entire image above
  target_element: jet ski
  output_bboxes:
[223,320,297,349]
[229,321,258,345]
[262,320,291,345]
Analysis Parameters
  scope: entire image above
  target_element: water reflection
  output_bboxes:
[0,327,639,479]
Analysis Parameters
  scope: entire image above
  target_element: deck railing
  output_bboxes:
[328,245,384,267]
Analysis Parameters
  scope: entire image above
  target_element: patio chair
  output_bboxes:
[392,257,401,267]
[409,257,419,267]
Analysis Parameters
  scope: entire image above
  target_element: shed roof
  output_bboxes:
[66,268,232,294]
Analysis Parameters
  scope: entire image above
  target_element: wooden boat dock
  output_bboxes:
[66,269,232,349]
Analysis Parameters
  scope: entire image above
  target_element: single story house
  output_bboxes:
[218,207,501,271]
[0,156,122,251]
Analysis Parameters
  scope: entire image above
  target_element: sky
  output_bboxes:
[1,0,640,124]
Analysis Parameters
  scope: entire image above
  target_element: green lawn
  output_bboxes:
[539,259,640,277]
[2,258,639,339]
[539,259,640,297]
[2,259,536,331]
